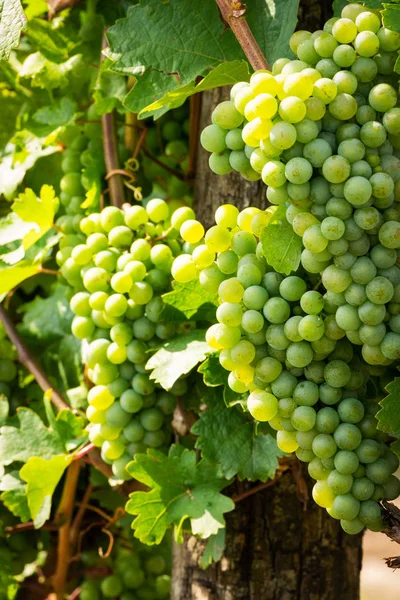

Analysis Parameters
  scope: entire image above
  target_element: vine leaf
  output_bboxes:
[0,0,26,61]
[20,454,72,528]
[0,134,58,200]
[162,279,218,322]
[126,445,234,544]
[376,378,400,435]
[1,486,30,522]
[0,406,82,466]
[106,0,240,115]
[198,356,226,388]
[192,391,282,481]
[18,283,73,343]
[260,204,302,275]
[146,330,213,390]
[136,61,250,118]
[383,3,400,38]
[94,57,127,115]
[12,185,56,251]
[199,529,226,569]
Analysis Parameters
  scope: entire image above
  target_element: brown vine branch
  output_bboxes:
[101,33,125,208]
[0,305,69,412]
[215,0,270,71]
[70,483,94,549]
[52,461,81,599]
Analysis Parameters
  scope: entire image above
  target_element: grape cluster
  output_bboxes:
[200,5,400,366]
[67,200,198,477]
[80,537,171,600]
[55,106,105,239]
[171,203,400,533]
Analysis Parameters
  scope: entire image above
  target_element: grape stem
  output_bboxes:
[0,304,70,412]
[215,0,270,71]
[101,32,126,208]
[141,146,191,182]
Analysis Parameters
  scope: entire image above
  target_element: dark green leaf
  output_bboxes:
[247,0,299,64]
[1,487,30,522]
[162,279,218,322]
[94,57,127,115]
[192,391,282,481]
[18,283,73,342]
[198,355,226,387]
[376,378,400,434]
[126,445,234,544]
[198,529,226,569]
[383,3,400,33]
[260,204,302,275]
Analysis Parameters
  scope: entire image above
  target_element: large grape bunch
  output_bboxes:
[79,536,171,600]
[200,4,400,366]
[171,203,400,534]
[67,200,197,479]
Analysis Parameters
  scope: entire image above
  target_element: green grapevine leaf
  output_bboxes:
[146,330,213,390]
[18,283,73,343]
[12,185,56,250]
[94,57,127,115]
[136,61,250,118]
[20,52,83,89]
[126,445,234,544]
[332,0,347,16]
[192,391,282,481]
[260,204,302,275]
[162,280,218,322]
[32,97,79,135]
[198,356,226,388]
[246,0,299,64]
[383,3,400,33]
[0,407,66,466]
[376,378,400,435]
[0,134,58,200]
[0,0,26,61]
[1,487,30,522]
[20,454,73,528]
[25,17,77,62]
[198,529,226,569]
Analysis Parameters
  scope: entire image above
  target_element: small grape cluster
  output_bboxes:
[80,537,171,600]
[171,203,400,534]
[55,106,105,239]
[67,200,197,478]
[200,5,400,366]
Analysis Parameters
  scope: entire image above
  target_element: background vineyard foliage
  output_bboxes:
[0,0,399,599]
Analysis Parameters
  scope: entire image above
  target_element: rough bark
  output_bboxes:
[171,88,363,600]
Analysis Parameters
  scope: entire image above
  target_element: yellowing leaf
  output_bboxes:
[0,262,39,294]
[20,454,72,528]
[12,184,56,251]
